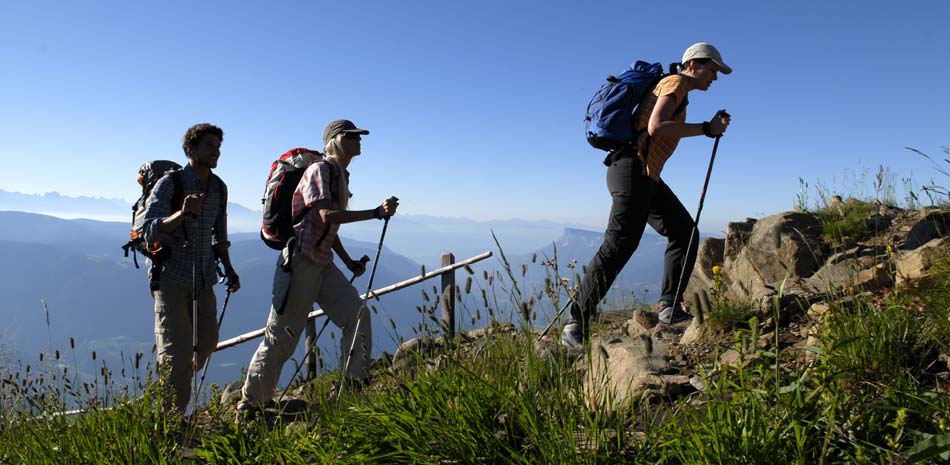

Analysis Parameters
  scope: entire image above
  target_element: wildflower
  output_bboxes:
[886,244,894,255]
[712,265,722,275]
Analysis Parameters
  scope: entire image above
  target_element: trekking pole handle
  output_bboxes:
[383,196,399,219]
[349,255,371,284]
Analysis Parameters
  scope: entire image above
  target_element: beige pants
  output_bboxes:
[153,281,218,412]
[242,254,370,405]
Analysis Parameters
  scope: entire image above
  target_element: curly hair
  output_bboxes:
[182,123,224,157]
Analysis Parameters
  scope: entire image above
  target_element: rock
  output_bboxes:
[661,375,696,397]
[625,310,658,338]
[716,212,825,306]
[689,375,707,392]
[807,302,831,319]
[581,339,671,412]
[894,237,950,287]
[719,349,741,367]
[806,256,876,293]
[852,264,892,290]
[678,319,705,345]
[903,210,950,250]
[724,218,757,262]
[695,237,725,282]
[219,380,243,406]
[685,238,726,301]
[465,324,515,339]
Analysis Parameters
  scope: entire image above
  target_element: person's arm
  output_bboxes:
[648,97,731,140]
[647,95,704,139]
[212,181,240,292]
[143,175,187,243]
[331,236,367,277]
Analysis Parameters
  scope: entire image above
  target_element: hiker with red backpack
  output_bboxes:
[562,43,732,348]
[237,119,398,418]
[141,123,240,412]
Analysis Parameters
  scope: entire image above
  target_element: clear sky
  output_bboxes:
[1,1,947,233]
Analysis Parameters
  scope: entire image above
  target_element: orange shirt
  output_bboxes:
[635,74,689,179]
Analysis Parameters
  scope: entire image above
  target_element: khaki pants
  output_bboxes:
[153,281,218,412]
[242,254,369,405]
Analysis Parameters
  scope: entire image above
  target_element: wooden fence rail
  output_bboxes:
[214,251,492,353]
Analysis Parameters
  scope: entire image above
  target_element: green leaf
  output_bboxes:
[906,433,950,463]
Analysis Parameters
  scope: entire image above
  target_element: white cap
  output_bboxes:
[681,43,732,75]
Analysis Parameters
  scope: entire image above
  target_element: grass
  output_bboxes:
[3,255,949,464]
[813,201,879,245]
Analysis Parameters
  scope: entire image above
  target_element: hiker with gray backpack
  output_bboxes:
[562,43,732,348]
[139,123,241,412]
[236,119,398,420]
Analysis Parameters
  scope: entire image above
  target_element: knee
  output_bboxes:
[600,231,639,259]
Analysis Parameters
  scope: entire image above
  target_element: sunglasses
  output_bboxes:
[343,133,362,140]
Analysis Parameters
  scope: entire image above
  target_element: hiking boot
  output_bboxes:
[234,398,266,424]
[329,378,369,398]
[658,303,693,325]
[560,321,587,349]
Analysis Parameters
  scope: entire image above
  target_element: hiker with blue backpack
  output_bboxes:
[562,43,732,348]
[237,119,398,420]
[140,123,241,412]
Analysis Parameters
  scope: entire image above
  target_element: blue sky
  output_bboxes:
[1,1,947,233]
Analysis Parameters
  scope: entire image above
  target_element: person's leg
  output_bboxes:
[195,287,218,373]
[153,281,194,412]
[646,180,698,317]
[242,255,322,406]
[570,156,656,330]
[316,264,370,383]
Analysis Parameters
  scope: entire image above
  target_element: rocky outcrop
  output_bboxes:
[687,211,826,313]
[687,207,950,314]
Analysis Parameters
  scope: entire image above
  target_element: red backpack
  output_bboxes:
[260,148,325,250]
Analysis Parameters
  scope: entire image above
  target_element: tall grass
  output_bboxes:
[2,242,949,463]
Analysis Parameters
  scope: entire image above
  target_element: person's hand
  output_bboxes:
[224,269,241,292]
[347,256,368,277]
[709,110,731,136]
[181,193,205,218]
[374,196,399,219]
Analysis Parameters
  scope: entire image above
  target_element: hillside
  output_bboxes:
[2,202,948,463]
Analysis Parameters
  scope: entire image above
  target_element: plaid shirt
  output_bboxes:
[293,158,347,267]
[143,164,228,289]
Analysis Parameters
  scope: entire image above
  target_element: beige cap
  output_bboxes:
[681,43,732,74]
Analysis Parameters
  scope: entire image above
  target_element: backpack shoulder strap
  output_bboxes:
[170,169,185,212]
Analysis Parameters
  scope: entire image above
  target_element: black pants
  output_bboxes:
[571,155,698,325]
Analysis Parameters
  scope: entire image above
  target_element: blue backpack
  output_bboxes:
[585,60,676,153]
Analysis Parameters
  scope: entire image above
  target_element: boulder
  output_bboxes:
[581,338,670,412]
[894,237,950,287]
[685,238,725,300]
[903,209,950,250]
[718,212,825,305]
[625,309,658,338]
[724,218,757,262]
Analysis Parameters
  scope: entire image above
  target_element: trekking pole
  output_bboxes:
[191,226,199,413]
[537,290,577,341]
[339,198,397,398]
[671,111,728,318]
[276,255,370,406]
[193,288,232,405]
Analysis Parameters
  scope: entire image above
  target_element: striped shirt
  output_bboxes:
[293,158,348,268]
[635,74,689,180]
[143,164,228,289]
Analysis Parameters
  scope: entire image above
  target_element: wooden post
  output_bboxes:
[441,252,456,339]
[304,318,316,380]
